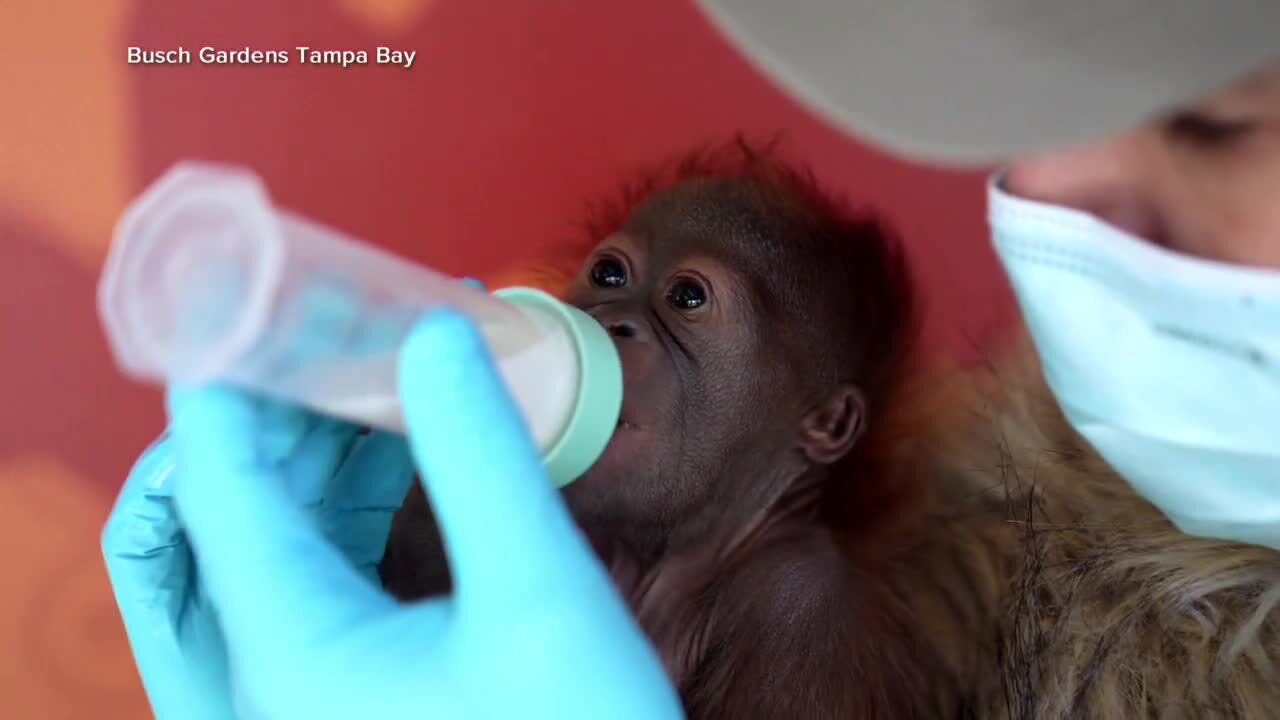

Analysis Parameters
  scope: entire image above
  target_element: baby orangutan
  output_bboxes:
[379,141,1000,718]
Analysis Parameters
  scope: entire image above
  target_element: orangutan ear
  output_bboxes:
[798,384,866,465]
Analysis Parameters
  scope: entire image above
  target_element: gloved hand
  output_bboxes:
[104,306,683,719]
[102,408,418,719]
[103,280,496,719]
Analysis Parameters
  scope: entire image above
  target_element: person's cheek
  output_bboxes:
[1207,152,1280,268]
[1153,135,1279,269]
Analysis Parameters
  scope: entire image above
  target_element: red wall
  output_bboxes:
[0,1,1011,714]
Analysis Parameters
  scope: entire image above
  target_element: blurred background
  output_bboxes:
[1,1,1012,716]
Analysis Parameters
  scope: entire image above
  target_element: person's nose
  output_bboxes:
[1003,132,1169,245]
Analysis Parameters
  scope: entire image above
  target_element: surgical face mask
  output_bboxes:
[987,176,1280,551]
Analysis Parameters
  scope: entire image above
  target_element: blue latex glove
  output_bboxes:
[103,278,484,719]
[102,425,415,719]
[104,306,682,719]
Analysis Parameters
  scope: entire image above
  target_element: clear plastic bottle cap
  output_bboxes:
[98,163,285,384]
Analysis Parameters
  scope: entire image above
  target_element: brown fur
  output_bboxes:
[889,330,1280,719]
[475,252,1280,718]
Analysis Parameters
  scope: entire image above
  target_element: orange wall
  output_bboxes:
[0,1,1011,715]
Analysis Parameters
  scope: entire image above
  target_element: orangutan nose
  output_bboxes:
[607,318,641,340]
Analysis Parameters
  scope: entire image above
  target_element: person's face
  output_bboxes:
[1004,62,1280,269]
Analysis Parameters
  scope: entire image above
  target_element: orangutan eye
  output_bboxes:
[666,279,707,311]
[590,256,628,288]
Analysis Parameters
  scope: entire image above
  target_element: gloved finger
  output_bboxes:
[102,436,237,720]
[102,434,184,608]
[285,415,363,509]
[168,385,359,507]
[166,384,394,672]
[461,277,488,291]
[398,310,597,612]
[256,279,377,500]
[319,431,416,580]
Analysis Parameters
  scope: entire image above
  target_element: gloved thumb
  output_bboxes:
[397,309,593,611]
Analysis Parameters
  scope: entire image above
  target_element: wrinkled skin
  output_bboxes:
[559,178,862,567]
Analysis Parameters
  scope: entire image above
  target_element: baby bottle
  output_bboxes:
[97,163,622,486]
